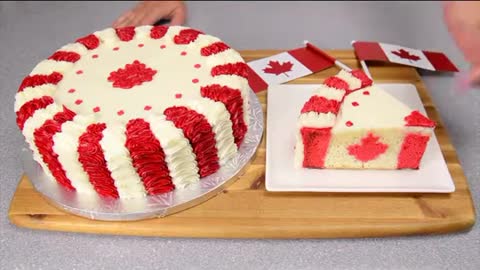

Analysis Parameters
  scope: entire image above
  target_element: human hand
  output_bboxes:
[113,1,186,28]
[443,1,480,85]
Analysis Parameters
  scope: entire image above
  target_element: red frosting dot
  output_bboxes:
[113,47,119,51]
[192,78,199,84]
[93,106,100,113]
[75,99,83,105]
[68,88,76,93]
[117,110,124,116]
[76,70,83,75]
[92,54,99,59]
[138,43,144,48]
[160,45,166,49]
[181,51,187,56]
[363,91,370,95]
[352,101,359,106]
[194,64,201,69]
[175,93,182,99]
[144,105,152,111]
[346,121,353,127]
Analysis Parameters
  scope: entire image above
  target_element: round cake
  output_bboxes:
[15,25,250,199]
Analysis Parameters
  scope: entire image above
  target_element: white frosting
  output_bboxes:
[298,112,336,128]
[186,98,237,165]
[93,28,121,47]
[133,25,153,39]
[313,86,346,101]
[293,131,305,169]
[14,84,55,112]
[22,103,63,181]
[336,70,361,90]
[100,124,147,199]
[147,115,200,189]
[30,59,74,76]
[333,85,414,132]
[59,43,89,55]
[52,114,96,194]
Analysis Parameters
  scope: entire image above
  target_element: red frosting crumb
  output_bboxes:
[211,62,249,79]
[363,91,370,95]
[301,96,340,114]
[397,133,431,169]
[347,133,388,162]
[108,60,157,89]
[34,107,76,191]
[351,69,373,88]
[92,54,99,59]
[48,51,81,63]
[181,51,187,56]
[115,26,135,41]
[76,34,100,50]
[76,70,83,75]
[201,84,247,147]
[68,88,75,93]
[175,93,182,99]
[352,101,359,106]
[345,121,354,127]
[150,25,169,39]
[301,127,332,168]
[324,76,350,91]
[160,45,166,49]
[404,110,436,128]
[173,28,203,44]
[18,72,63,92]
[192,78,199,84]
[93,106,100,113]
[113,47,120,51]
[75,99,83,105]
[16,96,54,130]
[194,64,201,69]
[164,106,220,177]
[201,42,230,56]
[125,119,175,195]
[138,43,144,48]
[78,123,119,198]
[117,110,124,116]
[144,105,152,111]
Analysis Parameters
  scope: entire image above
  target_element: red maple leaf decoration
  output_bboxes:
[107,60,157,89]
[391,49,421,62]
[347,133,389,162]
[263,60,294,77]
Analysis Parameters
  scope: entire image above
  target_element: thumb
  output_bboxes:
[469,65,480,86]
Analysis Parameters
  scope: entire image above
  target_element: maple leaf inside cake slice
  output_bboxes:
[294,70,436,170]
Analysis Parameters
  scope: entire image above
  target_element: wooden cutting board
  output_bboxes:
[8,50,476,238]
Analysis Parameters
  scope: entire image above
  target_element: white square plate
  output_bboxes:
[265,83,455,193]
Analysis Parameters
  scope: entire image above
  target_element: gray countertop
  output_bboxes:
[1,1,479,269]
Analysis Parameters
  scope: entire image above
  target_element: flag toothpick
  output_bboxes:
[303,40,352,72]
[351,40,373,80]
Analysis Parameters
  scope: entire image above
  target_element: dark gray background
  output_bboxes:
[1,1,479,269]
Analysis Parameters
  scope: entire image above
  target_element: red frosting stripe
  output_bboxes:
[115,26,136,41]
[301,127,332,168]
[200,84,247,147]
[324,76,350,91]
[150,25,168,39]
[34,106,76,191]
[397,133,431,169]
[76,34,100,50]
[351,69,373,88]
[174,28,204,44]
[301,96,341,114]
[211,62,249,79]
[78,123,120,198]
[16,96,54,130]
[201,42,230,56]
[18,72,63,92]
[164,106,220,177]
[48,51,81,63]
[125,119,174,195]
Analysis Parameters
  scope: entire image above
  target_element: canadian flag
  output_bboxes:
[352,41,458,72]
[247,44,336,93]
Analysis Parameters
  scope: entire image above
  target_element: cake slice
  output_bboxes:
[294,70,436,170]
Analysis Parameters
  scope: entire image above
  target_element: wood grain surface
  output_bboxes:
[8,50,476,239]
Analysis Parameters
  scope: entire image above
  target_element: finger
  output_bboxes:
[139,9,168,26]
[114,11,135,28]
[469,66,480,86]
[169,8,186,26]
[112,12,131,28]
